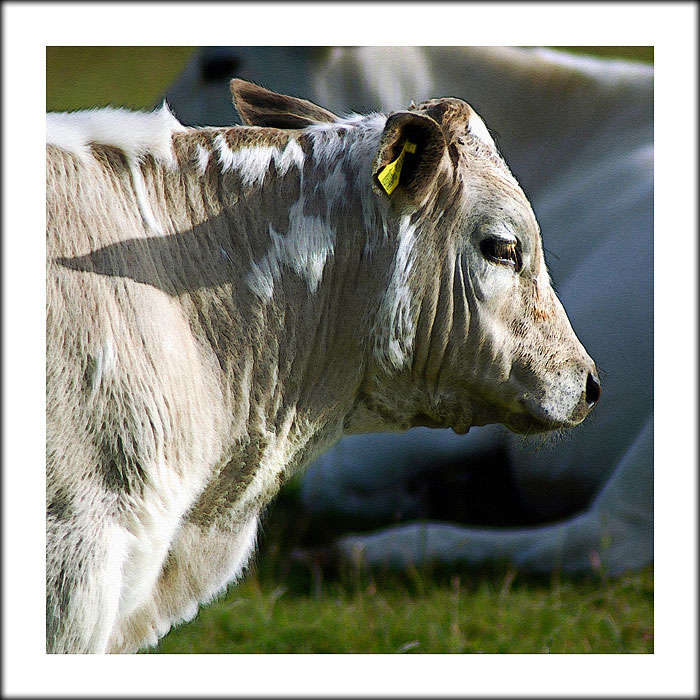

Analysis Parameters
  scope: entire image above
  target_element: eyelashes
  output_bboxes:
[479,236,523,272]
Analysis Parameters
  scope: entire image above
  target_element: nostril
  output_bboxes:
[585,372,601,408]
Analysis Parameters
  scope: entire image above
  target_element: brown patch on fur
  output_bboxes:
[186,436,269,525]
[528,280,556,322]
[410,98,474,142]
[90,144,130,177]
[221,125,294,151]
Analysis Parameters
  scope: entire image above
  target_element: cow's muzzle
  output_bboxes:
[507,364,601,434]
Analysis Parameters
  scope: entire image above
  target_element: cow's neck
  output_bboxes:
[134,125,394,519]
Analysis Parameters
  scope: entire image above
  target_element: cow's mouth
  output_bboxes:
[505,411,563,435]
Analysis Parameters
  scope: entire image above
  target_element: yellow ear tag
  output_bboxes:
[377,141,417,195]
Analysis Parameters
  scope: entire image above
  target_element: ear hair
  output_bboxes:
[230,79,338,129]
[371,111,447,211]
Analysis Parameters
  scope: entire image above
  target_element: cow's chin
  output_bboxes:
[408,413,471,435]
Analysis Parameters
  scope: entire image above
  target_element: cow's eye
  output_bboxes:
[480,236,522,272]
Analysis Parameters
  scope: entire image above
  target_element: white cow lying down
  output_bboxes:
[164,46,652,576]
[47,78,599,652]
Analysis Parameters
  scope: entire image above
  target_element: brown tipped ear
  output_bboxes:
[371,112,447,210]
[230,78,338,129]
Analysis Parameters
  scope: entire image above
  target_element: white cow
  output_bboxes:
[164,46,652,576]
[47,79,598,652]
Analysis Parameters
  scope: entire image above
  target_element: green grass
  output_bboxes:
[46,46,196,111]
[145,563,653,654]
[144,480,653,654]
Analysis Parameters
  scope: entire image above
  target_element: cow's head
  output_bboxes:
[231,80,600,436]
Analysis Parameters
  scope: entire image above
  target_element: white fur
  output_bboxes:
[277,139,306,172]
[128,160,164,236]
[91,523,131,653]
[178,514,259,606]
[306,113,385,160]
[467,112,496,148]
[117,456,200,622]
[46,103,186,165]
[214,135,305,186]
[247,198,336,301]
[89,339,115,400]
[195,143,210,174]
[373,215,417,371]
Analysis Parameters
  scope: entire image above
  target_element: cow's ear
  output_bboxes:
[372,112,447,210]
[230,79,338,129]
